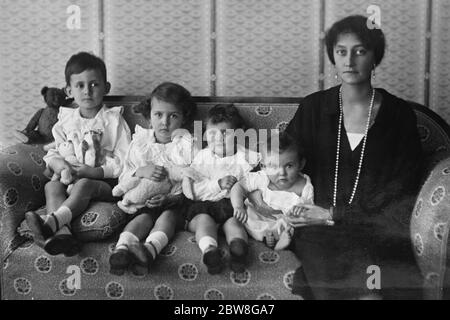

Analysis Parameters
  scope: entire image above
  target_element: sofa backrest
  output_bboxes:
[104,96,450,161]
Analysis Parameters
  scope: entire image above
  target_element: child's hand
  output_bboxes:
[219,175,237,190]
[72,164,104,179]
[49,158,73,175]
[136,164,167,182]
[145,194,167,208]
[233,206,248,223]
[72,163,91,177]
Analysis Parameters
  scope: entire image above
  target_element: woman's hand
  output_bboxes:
[286,204,334,227]
[247,190,280,220]
[233,206,248,224]
[136,164,167,182]
[298,204,333,220]
[145,194,167,208]
[287,205,306,218]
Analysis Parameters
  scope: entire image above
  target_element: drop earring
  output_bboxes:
[335,72,340,82]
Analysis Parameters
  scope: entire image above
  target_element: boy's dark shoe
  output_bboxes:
[229,238,248,273]
[109,246,132,276]
[203,247,223,275]
[25,211,53,248]
[129,242,154,276]
[44,234,81,257]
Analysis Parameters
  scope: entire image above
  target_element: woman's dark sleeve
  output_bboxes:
[367,105,423,243]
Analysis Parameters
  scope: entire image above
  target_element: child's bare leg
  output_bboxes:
[45,178,115,233]
[44,181,73,238]
[223,217,249,273]
[42,179,113,256]
[45,181,67,214]
[110,213,155,275]
[25,181,67,247]
[127,209,180,275]
[188,214,222,274]
[25,180,80,256]
[123,213,155,240]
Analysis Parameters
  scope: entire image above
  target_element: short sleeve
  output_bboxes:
[242,171,270,193]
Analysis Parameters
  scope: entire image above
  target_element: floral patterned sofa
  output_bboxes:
[1,96,450,300]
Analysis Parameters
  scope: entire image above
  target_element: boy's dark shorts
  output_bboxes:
[103,178,119,189]
[184,198,233,225]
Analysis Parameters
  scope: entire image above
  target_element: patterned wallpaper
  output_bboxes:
[1,0,450,148]
[104,0,211,96]
[0,0,99,147]
[216,0,321,97]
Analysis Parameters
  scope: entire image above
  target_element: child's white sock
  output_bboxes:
[116,231,139,250]
[54,225,72,235]
[199,236,222,274]
[198,236,218,253]
[46,206,72,232]
[144,231,168,259]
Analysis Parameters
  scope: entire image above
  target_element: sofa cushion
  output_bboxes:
[0,144,47,259]
[3,231,302,300]
[18,202,129,243]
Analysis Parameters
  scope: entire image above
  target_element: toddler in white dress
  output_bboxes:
[231,131,314,250]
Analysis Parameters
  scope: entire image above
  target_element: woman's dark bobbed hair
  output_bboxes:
[325,15,386,66]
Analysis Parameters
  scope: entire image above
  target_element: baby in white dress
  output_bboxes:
[231,131,314,250]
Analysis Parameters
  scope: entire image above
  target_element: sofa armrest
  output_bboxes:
[0,143,48,260]
[411,156,450,299]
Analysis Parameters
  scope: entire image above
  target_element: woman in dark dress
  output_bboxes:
[283,15,423,299]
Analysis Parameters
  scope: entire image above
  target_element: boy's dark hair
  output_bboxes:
[65,52,108,86]
[325,15,386,66]
[261,131,305,162]
[134,82,197,126]
[207,104,246,130]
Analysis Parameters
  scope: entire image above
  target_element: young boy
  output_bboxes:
[182,104,260,274]
[25,52,131,256]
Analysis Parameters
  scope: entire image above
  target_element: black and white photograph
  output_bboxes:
[1,0,449,305]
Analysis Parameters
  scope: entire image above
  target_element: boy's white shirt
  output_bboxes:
[187,145,261,202]
[119,125,198,195]
[43,105,132,178]
[242,170,314,215]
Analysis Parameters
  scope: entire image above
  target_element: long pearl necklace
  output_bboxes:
[333,87,375,207]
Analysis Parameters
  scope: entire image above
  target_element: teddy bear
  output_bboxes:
[14,86,74,148]
[53,139,79,185]
[113,164,203,214]
[112,174,173,214]
[112,131,202,214]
